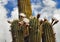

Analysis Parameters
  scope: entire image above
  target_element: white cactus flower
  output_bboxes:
[23,18,29,23]
[19,13,26,17]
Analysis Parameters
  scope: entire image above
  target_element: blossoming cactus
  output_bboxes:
[29,14,42,42]
[8,13,28,42]
[10,20,21,42]
[41,18,59,42]
[18,13,30,42]
[8,13,59,42]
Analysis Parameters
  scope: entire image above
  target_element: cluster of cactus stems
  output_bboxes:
[7,0,59,42]
[8,15,59,42]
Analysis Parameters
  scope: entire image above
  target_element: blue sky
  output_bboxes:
[5,0,17,18]
[4,0,60,18]
[0,0,60,42]
[53,0,60,8]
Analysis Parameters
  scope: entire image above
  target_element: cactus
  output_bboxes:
[29,17,42,42]
[7,0,58,42]
[41,21,56,42]
[10,20,24,42]
[10,20,19,42]
[18,0,32,18]
[9,17,57,42]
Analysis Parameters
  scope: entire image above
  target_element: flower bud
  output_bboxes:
[44,18,47,22]
[37,14,40,19]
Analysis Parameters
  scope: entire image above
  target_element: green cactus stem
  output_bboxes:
[41,21,56,42]
[29,17,42,42]
[10,20,24,42]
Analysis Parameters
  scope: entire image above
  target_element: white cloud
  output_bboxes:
[40,7,55,19]
[11,7,18,20]
[0,0,8,5]
[0,0,18,42]
[43,0,56,7]
[31,0,56,17]
[8,7,18,21]
[31,4,42,11]
[31,3,42,16]
[0,5,12,42]
[31,0,57,19]
[53,9,60,20]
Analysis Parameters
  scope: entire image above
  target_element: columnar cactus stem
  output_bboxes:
[29,17,42,42]
[10,20,21,42]
[41,21,56,42]
[18,0,32,18]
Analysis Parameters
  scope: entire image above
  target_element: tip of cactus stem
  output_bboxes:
[37,14,40,19]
